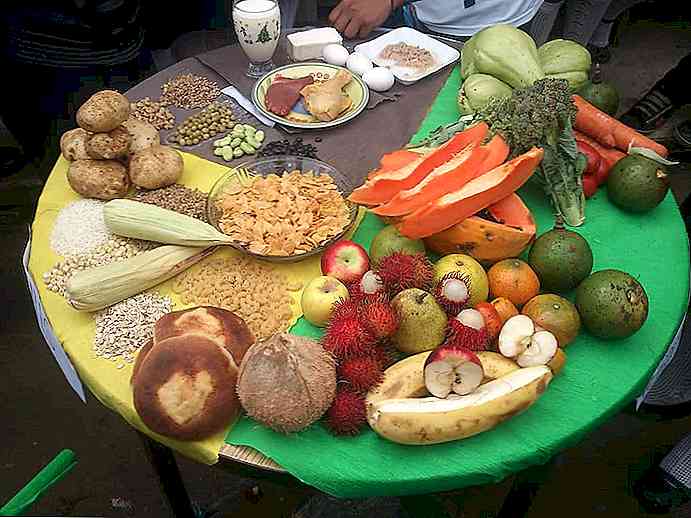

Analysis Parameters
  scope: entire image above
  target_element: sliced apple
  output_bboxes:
[517,331,558,367]
[424,346,484,398]
[498,314,534,357]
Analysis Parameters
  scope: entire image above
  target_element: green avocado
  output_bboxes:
[528,226,593,293]
[607,155,669,212]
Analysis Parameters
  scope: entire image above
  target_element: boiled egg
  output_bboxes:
[346,53,373,76]
[322,44,349,66]
[362,67,395,92]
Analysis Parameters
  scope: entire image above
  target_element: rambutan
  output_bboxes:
[375,252,434,296]
[325,387,367,436]
[322,317,376,360]
[360,298,398,339]
[371,343,397,369]
[445,318,489,352]
[330,297,360,323]
[434,272,472,315]
[338,356,384,392]
[347,270,385,303]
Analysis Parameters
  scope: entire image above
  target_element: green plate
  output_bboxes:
[252,62,370,130]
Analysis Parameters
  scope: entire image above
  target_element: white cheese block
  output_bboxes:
[287,28,343,61]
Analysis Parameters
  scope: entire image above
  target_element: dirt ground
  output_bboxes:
[1,8,691,518]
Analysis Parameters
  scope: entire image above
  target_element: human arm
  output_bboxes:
[329,0,403,39]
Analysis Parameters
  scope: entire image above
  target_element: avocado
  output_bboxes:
[607,155,669,212]
[528,225,593,293]
[577,64,620,116]
[575,269,648,339]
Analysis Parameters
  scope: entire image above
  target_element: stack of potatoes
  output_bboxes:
[60,90,184,199]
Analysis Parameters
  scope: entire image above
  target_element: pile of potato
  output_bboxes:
[61,90,184,199]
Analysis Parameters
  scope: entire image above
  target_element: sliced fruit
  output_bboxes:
[424,193,536,262]
[434,272,471,316]
[372,134,508,218]
[516,330,558,367]
[367,366,553,445]
[498,314,535,357]
[434,253,489,307]
[424,346,484,397]
[456,308,485,330]
[548,347,567,375]
[478,351,519,380]
[490,297,519,325]
[349,123,488,206]
[398,148,543,239]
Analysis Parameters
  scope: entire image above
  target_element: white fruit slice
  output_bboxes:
[424,346,484,398]
[367,366,552,445]
[498,314,535,358]
[516,330,558,367]
[456,308,485,330]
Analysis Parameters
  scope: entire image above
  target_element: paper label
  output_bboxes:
[221,86,276,127]
[22,233,86,403]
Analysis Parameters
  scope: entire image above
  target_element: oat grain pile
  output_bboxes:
[173,256,301,339]
[215,171,351,256]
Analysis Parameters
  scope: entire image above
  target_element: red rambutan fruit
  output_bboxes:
[360,298,399,339]
[322,317,376,360]
[330,297,360,323]
[445,318,489,352]
[434,272,472,316]
[371,344,398,369]
[347,270,385,304]
[338,356,385,392]
[375,252,434,296]
[325,387,367,436]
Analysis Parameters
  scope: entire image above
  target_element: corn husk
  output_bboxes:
[65,245,217,311]
[104,199,233,247]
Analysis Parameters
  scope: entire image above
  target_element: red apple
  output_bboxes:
[321,240,370,284]
[424,345,484,398]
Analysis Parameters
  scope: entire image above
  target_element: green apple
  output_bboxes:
[301,276,349,327]
[369,225,425,265]
[390,288,447,354]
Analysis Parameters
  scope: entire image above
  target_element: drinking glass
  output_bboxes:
[232,0,281,78]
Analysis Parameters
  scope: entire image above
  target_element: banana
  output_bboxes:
[367,366,552,445]
[367,350,520,406]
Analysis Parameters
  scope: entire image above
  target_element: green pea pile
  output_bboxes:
[213,125,265,161]
[169,103,236,146]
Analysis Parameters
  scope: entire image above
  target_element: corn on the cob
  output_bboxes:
[65,245,217,311]
[104,199,233,247]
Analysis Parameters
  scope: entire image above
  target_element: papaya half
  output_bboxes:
[424,193,536,262]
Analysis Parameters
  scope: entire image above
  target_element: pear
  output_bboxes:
[390,288,447,354]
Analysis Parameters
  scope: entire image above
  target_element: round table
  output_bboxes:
[28,50,690,501]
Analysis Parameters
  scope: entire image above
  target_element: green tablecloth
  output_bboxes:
[226,67,690,498]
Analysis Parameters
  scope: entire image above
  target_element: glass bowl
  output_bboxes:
[207,155,359,263]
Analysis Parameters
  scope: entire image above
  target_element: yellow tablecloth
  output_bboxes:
[28,152,362,464]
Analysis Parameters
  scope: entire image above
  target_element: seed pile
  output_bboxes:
[44,236,154,296]
[172,256,301,339]
[50,200,112,256]
[93,292,172,366]
[257,138,319,159]
[130,97,175,130]
[213,125,264,161]
[168,103,236,146]
[160,73,220,109]
[130,184,208,222]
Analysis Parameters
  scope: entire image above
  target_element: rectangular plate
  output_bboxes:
[355,27,460,85]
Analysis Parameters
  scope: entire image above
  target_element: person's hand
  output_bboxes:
[329,0,393,39]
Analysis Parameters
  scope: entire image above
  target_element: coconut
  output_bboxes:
[236,333,337,433]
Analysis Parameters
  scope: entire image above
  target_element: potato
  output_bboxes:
[60,128,91,161]
[86,127,131,159]
[67,159,130,200]
[128,145,183,189]
[76,90,130,133]
[122,117,160,153]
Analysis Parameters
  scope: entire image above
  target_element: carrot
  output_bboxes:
[573,131,626,171]
[573,95,668,157]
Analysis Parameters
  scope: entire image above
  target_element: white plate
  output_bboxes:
[354,27,460,85]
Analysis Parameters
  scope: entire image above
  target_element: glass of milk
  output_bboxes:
[233,0,281,78]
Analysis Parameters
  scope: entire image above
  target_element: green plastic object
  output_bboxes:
[226,68,689,499]
[0,450,76,516]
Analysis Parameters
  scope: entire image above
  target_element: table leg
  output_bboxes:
[138,432,197,518]
[496,460,554,518]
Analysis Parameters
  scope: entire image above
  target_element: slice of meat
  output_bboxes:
[265,75,315,116]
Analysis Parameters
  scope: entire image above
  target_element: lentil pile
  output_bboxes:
[129,184,209,222]
[172,256,302,339]
[130,97,176,130]
[257,138,320,159]
[93,292,172,366]
[44,236,154,296]
[168,103,236,146]
[50,200,112,256]
[160,73,220,109]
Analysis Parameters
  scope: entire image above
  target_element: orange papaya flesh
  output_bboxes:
[371,143,487,217]
[481,134,510,170]
[423,193,536,262]
[397,147,544,239]
[348,122,488,206]
[367,149,422,180]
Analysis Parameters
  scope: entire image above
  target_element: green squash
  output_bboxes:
[538,39,592,91]
[463,24,544,88]
[457,73,513,115]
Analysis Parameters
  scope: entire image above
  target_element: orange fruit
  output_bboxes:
[522,294,581,347]
[474,302,503,342]
[548,348,567,375]
[487,259,540,307]
[490,297,519,324]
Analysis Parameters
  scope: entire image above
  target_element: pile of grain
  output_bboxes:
[50,200,112,256]
[130,184,209,222]
[160,74,220,109]
[130,97,176,130]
